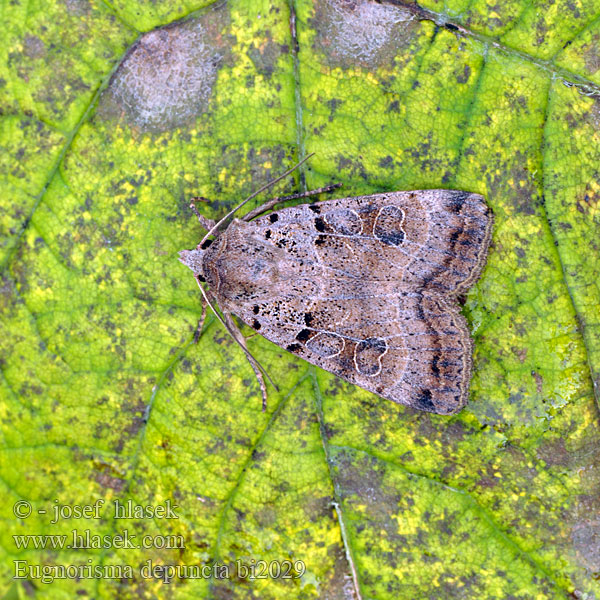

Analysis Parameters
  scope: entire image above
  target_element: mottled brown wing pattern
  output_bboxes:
[247,190,491,293]
[234,293,472,414]
[201,190,492,415]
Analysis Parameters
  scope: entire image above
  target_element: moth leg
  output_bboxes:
[190,196,216,231]
[197,282,277,410]
[193,287,207,344]
[242,183,342,222]
[222,311,270,412]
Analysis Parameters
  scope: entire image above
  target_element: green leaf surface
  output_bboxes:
[1,0,600,598]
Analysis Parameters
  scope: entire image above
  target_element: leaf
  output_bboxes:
[1,0,600,598]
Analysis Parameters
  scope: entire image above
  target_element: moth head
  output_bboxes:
[178,239,215,281]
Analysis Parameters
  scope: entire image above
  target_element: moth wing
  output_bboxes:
[252,190,492,294]
[237,292,471,415]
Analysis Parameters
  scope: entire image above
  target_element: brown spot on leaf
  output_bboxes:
[572,521,600,572]
[310,0,417,70]
[531,370,543,393]
[93,460,126,492]
[247,32,288,79]
[455,63,471,84]
[576,184,600,216]
[23,35,47,59]
[583,33,600,75]
[99,5,230,132]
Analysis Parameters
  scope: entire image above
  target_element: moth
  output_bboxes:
[179,158,493,415]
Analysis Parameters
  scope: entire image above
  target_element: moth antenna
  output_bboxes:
[194,277,278,406]
[198,153,315,248]
[241,183,343,223]
[193,296,207,344]
[221,311,275,412]
[189,197,216,232]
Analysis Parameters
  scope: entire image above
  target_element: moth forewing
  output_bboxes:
[180,188,492,415]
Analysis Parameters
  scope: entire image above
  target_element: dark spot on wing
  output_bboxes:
[373,205,405,247]
[448,191,469,213]
[354,337,387,376]
[304,312,314,325]
[413,389,435,411]
[286,343,302,353]
[415,298,425,321]
[309,204,321,214]
[252,319,261,330]
[315,217,326,232]
[377,230,404,246]
[295,328,311,342]
[432,353,440,376]
[269,213,279,223]
[201,239,213,250]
